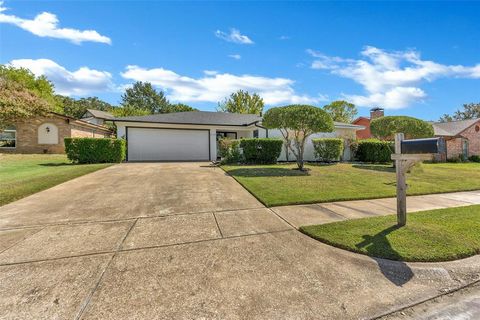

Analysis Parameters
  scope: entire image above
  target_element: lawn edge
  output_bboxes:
[299,205,480,263]
[0,163,114,208]
[222,164,480,207]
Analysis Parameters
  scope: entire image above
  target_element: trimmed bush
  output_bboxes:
[469,155,480,163]
[240,138,283,164]
[312,138,344,162]
[218,138,242,164]
[64,138,126,164]
[356,139,394,163]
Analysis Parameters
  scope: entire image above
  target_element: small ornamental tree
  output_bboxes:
[263,105,334,170]
[370,116,434,140]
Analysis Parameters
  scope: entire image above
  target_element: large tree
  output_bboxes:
[57,95,114,118]
[217,90,264,115]
[263,105,334,170]
[111,105,151,117]
[166,103,197,113]
[370,116,434,140]
[121,81,170,114]
[1,64,60,109]
[439,103,480,122]
[0,79,52,127]
[323,100,357,123]
[0,66,55,127]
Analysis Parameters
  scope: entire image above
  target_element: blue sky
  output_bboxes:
[1,1,480,120]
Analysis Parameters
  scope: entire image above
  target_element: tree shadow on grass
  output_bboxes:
[226,167,309,177]
[38,163,73,167]
[352,164,395,173]
[356,225,414,286]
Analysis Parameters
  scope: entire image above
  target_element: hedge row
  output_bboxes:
[355,139,394,163]
[312,138,344,162]
[239,138,283,164]
[64,138,126,164]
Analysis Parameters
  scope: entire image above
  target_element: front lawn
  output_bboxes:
[0,154,112,206]
[300,205,480,262]
[223,162,480,206]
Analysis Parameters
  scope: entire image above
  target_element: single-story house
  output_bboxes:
[432,118,480,159]
[81,109,115,126]
[0,112,112,154]
[351,107,385,139]
[113,111,364,162]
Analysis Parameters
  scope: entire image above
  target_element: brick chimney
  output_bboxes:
[370,107,384,119]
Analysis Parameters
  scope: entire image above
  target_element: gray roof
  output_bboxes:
[113,111,262,126]
[85,109,114,120]
[432,118,480,136]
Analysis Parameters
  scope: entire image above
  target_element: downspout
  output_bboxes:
[254,123,268,138]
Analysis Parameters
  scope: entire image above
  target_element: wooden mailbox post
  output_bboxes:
[391,134,445,227]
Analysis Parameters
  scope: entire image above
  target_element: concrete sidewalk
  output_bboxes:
[272,190,480,228]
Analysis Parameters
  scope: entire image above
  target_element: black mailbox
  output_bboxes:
[401,137,445,154]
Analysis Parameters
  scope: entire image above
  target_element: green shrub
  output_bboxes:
[64,138,126,164]
[356,139,394,163]
[469,155,480,163]
[240,138,283,164]
[312,138,344,162]
[218,138,243,164]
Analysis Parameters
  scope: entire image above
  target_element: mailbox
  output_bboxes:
[401,137,445,154]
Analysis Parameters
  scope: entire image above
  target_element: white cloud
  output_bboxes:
[228,54,241,60]
[121,65,324,105]
[9,58,113,96]
[308,46,480,109]
[0,1,111,44]
[215,28,253,45]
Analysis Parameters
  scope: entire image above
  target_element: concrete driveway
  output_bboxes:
[0,163,479,319]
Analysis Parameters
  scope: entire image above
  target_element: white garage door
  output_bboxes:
[127,128,210,161]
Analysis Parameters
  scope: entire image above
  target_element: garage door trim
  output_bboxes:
[125,126,211,162]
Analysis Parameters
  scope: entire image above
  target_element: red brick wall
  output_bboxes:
[461,121,480,157]
[445,120,480,159]
[352,117,372,139]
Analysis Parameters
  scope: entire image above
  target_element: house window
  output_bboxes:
[0,125,16,148]
[38,123,59,144]
[253,130,259,138]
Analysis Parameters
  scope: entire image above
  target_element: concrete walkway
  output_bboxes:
[272,191,480,228]
[1,163,480,319]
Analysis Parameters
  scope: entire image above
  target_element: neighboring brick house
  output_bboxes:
[0,112,112,154]
[352,107,384,139]
[431,118,480,160]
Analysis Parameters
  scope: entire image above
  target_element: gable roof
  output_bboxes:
[50,112,112,133]
[113,111,262,126]
[84,109,114,120]
[431,118,480,137]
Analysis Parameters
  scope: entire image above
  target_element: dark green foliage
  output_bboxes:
[370,116,434,140]
[57,95,114,119]
[121,81,170,114]
[469,155,480,163]
[312,138,344,162]
[64,138,126,164]
[440,103,480,121]
[218,139,242,164]
[356,139,394,163]
[240,138,283,164]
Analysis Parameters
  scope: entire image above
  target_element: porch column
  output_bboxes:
[209,129,217,161]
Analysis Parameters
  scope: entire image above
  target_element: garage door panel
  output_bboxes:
[127,128,210,161]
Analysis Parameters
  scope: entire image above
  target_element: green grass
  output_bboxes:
[300,205,480,262]
[223,162,480,206]
[0,154,112,206]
